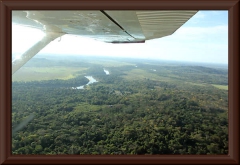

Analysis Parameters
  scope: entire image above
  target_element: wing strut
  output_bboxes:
[12,31,64,74]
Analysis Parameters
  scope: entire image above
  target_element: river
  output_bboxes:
[73,69,109,89]
[73,76,98,89]
[104,69,110,75]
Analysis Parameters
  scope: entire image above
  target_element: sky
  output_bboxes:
[12,10,228,64]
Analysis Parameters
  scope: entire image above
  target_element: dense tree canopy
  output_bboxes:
[12,57,228,155]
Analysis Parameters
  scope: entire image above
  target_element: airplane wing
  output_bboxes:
[12,10,197,43]
[12,10,198,73]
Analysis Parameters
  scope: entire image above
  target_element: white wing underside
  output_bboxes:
[12,10,197,43]
[12,10,198,74]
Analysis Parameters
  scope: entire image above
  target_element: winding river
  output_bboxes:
[74,76,98,89]
[73,69,109,89]
[103,69,110,75]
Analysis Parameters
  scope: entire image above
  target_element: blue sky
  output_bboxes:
[12,10,228,64]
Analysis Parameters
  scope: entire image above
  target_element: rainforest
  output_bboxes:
[12,55,228,155]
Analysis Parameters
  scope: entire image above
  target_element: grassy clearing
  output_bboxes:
[74,103,103,112]
[212,84,228,90]
[185,82,207,87]
[12,66,88,82]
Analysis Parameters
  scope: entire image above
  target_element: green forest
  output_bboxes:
[12,56,228,155]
